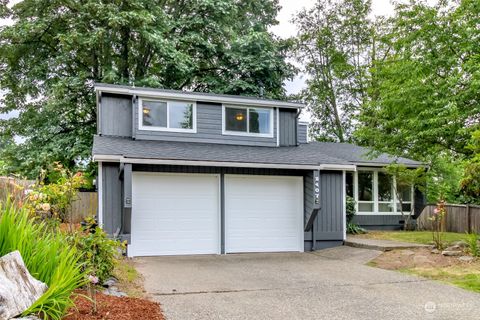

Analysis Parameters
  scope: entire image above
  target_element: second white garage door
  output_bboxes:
[225,175,304,253]
[130,172,220,257]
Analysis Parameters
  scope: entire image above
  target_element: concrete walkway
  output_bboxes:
[135,246,480,320]
[345,236,429,251]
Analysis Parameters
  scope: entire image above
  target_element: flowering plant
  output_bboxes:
[24,163,85,224]
[429,200,447,249]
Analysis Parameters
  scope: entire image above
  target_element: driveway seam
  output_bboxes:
[151,279,429,296]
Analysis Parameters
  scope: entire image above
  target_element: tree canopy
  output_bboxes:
[0,0,294,178]
[293,0,373,142]
[355,0,480,160]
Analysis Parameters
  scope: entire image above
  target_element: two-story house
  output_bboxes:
[92,83,424,257]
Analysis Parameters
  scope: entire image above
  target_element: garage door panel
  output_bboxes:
[225,175,303,253]
[130,173,219,257]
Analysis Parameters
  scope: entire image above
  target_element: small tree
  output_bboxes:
[385,164,426,230]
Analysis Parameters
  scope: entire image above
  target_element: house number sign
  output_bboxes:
[314,170,320,208]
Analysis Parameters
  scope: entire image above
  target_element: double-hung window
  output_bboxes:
[139,98,196,132]
[223,105,273,137]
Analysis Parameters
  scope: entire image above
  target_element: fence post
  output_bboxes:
[466,204,471,233]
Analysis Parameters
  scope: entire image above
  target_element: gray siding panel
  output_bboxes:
[352,215,403,230]
[102,162,122,234]
[100,94,132,137]
[279,109,296,146]
[298,123,308,144]
[304,171,314,225]
[317,171,344,239]
[305,171,344,244]
[135,102,277,147]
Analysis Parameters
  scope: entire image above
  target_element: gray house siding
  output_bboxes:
[134,101,278,147]
[303,171,314,226]
[101,162,123,235]
[279,108,297,146]
[298,123,308,144]
[305,171,344,251]
[352,215,404,230]
[99,94,133,137]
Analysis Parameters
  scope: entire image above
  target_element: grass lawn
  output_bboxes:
[357,230,469,245]
[114,258,145,298]
[364,231,480,294]
[402,265,480,293]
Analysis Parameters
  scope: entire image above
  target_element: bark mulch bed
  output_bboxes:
[64,290,164,320]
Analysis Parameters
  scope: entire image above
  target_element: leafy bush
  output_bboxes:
[69,217,124,284]
[466,232,479,257]
[346,196,365,234]
[346,196,356,224]
[24,162,85,222]
[0,200,85,319]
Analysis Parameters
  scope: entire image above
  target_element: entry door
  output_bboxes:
[129,172,220,257]
[225,175,304,253]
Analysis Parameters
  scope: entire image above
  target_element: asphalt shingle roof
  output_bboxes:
[93,135,422,168]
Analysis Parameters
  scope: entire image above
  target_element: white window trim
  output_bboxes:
[138,97,197,133]
[222,105,274,138]
[353,168,414,216]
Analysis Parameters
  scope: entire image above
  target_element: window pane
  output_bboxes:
[379,203,394,212]
[398,185,412,201]
[249,109,270,134]
[378,172,392,201]
[397,203,412,212]
[346,172,354,197]
[169,101,193,129]
[225,107,247,132]
[143,101,167,127]
[358,171,373,201]
[358,203,373,212]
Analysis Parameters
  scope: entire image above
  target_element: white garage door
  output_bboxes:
[129,172,220,257]
[225,175,304,253]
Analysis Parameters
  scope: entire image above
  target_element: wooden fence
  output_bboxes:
[417,204,480,233]
[67,192,98,223]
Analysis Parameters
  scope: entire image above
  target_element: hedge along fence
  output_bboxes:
[67,192,98,223]
[417,204,480,233]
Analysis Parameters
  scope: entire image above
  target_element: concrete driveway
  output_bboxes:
[134,246,480,320]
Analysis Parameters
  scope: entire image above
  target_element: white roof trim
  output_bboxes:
[354,162,424,168]
[93,155,319,170]
[95,84,304,109]
[319,164,357,171]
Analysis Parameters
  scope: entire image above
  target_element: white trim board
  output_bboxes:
[93,155,359,171]
[96,84,305,109]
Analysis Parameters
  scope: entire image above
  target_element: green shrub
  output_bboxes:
[0,200,86,319]
[346,196,365,234]
[69,217,123,283]
[466,232,479,257]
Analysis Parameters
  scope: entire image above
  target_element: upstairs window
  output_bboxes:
[223,106,273,137]
[140,98,196,132]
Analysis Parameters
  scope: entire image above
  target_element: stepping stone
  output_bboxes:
[458,256,474,262]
